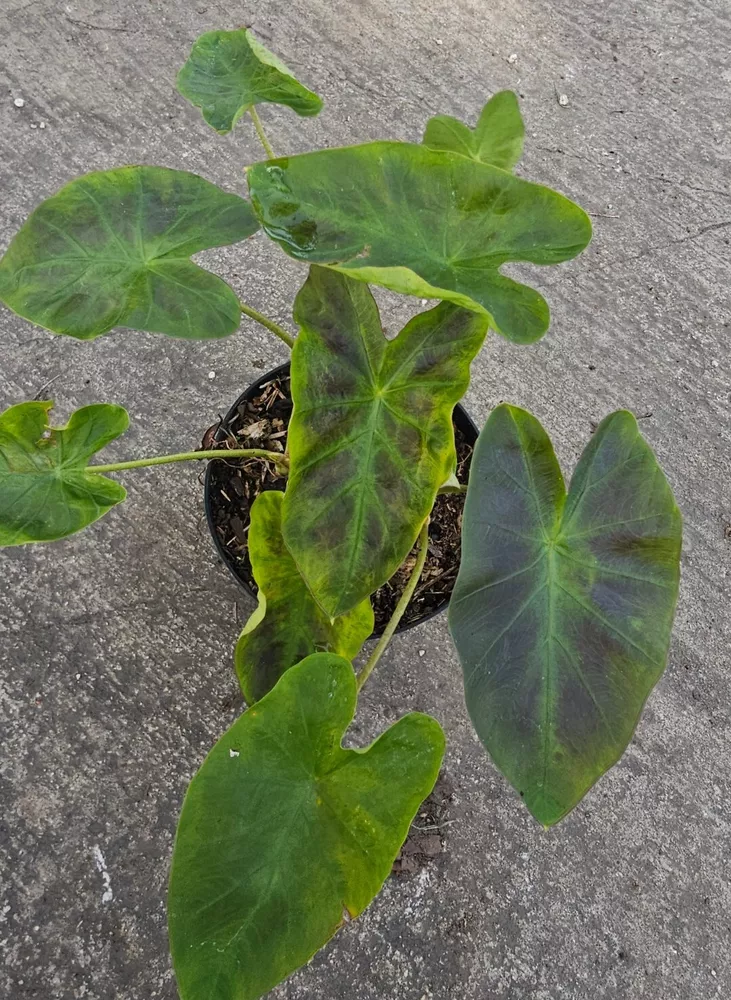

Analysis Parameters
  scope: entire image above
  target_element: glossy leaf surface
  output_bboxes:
[283,266,487,618]
[177,28,323,133]
[0,400,128,546]
[234,491,374,702]
[247,142,591,344]
[169,653,444,1000]
[423,90,524,170]
[0,167,258,340]
[449,406,682,826]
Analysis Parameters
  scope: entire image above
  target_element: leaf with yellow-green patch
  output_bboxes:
[423,91,524,170]
[282,266,487,618]
[234,490,374,702]
[168,652,445,1000]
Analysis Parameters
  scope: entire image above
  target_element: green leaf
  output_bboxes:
[177,28,323,134]
[168,652,444,1000]
[282,266,487,618]
[449,405,682,826]
[0,166,258,341]
[0,400,129,546]
[234,491,374,702]
[247,141,591,344]
[423,91,525,170]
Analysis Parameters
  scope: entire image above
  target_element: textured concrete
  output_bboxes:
[1,1,729,998]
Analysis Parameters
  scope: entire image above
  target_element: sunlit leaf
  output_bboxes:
[423,90,524,170]
[234,491,374,702]
[247,141,591,344]
[0,167,258,341]
[169,652,444,1000]
[449,405,682,826]
[282,266,487,618]
[177,27,323,133]
[0,400,128,546]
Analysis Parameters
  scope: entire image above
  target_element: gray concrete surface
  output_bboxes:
[1,1,729,997]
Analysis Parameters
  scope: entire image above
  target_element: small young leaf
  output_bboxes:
[247,142,591,344]
[0,400,129,546]
[234,491,374,702]
[423,91,525,170]
[0,167,258,341]
[168,652,445,1000]
[282,266,487,618]
[449,406,682,826]
[177,28,323,134]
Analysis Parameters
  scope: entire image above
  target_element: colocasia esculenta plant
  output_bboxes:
[0,28,682,1000]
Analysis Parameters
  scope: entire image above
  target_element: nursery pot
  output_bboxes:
[204,361,479,637]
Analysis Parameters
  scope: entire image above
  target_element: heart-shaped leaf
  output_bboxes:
[234,490,374,702]
[282,266,487,618]
[0,400,129,546]
[177,28,323,134]
[423,90,524,170]
[168,652,444,1000]
[247,141,591,344]
[449,405,682,826]
[0,167,258,341]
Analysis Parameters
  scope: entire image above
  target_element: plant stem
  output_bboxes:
[239,301,295,348]
[91,449,287,474]
[356,518,430,692]
[437,482,467,496]
[248,106,276,159]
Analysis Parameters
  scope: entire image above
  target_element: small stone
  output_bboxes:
[558,93,569,107]
[507,53,518,64]
[435,38,443,46]
[208,370,216,380]
[30,123,37,129]
[711,359,719,368]
[39,121,46,129]
[419,649,426,657]
[13,97,25,108]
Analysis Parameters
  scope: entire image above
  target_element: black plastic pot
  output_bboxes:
[204,361,479,635]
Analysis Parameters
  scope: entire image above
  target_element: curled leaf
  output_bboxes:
[0,400,129,546]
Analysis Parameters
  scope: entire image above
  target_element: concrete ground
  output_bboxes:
[1,0,729,997]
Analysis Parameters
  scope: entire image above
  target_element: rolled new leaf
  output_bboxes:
[168,653,445,1000]
[449,406,682,826]
[0,167,258,340]
[0,400,129,546]
[234,490,373,702]
[247,141,591,344]
[282,265,488,618]
[423,90,525,170]
[177,28,323,133]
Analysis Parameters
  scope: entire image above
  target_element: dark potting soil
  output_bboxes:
[205,373,472,635]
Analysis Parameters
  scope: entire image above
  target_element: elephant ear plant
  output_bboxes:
[0,26,682,1000]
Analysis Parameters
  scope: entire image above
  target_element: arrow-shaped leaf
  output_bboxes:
[168,652,445,1000]
[247,141,591,344]
[282,266,487,618]
[234,490,374,702]
[0,400,129,546]
[449,405,682,826]
[423,90,525,170]
[177,28,323,134]
[0,167,258,341]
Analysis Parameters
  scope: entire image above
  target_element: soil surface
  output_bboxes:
[206,372,475,634]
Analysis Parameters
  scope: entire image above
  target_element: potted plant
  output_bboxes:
[0,27,682,1000]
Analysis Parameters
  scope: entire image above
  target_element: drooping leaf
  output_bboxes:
[168,652,444,1000]
[247,141,591,344]
[448,405,682,827]
[282,266,487,618]
[423,90,524,170]
[0,167,258,341]
[177,28,323,134]
[234,491,374,702]
[0,400,129,546]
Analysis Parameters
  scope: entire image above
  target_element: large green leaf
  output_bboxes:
[449,406,682,826]
[234,491,374,702]
[247,142,591,344]
[282,266,487,618]
[0,400,128,546]
[177,28,323,133]
[0,167,258,341]
[168,652,444,1000]
[423,91,524,170]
